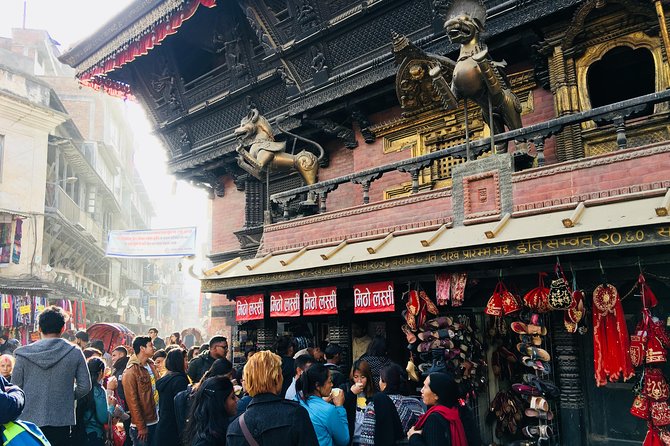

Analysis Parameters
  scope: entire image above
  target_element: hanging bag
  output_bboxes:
[548,261,572,310]
[485,281,504,317]
[523,272,550,313]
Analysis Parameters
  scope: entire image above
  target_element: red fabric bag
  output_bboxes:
[523,272,550,313]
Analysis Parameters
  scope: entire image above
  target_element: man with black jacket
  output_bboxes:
[276,335,295,398]
[227,351,318,446]
[187,336,228,383]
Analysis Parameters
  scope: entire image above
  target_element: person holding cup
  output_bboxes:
[296,363,349,446]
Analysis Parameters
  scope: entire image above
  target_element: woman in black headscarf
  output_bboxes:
[408,373,467,446]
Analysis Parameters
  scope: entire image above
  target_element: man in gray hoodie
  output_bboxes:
[12,305,91,446]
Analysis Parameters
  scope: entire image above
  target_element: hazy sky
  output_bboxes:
[0,0,212,307]
[0,0,210,240]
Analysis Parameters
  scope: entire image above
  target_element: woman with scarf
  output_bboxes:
[408,372,467,446]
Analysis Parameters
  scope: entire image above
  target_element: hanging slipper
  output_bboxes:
[423,316,453,330]
[511,321,528,334]
[402,324,417,343]
[522,356,551,374]
[518,334,542,346]
[522,425,541,439]
[512,383,542,396]
[406,358,420,382]
[406,290,420,316]
[524,408,554,420]
[418,328,452,342]
[402,309,417,332]
[516,342,532,355]
[419,290,439,315]
[529,396,549,412]
[526,346,551,362]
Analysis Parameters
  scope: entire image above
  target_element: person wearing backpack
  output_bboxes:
[1,375,50,446]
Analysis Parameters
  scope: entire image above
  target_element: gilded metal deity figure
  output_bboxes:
[423,0,526,154]
[234,108,324,185]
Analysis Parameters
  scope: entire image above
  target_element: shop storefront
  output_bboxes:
[204,212,670,444]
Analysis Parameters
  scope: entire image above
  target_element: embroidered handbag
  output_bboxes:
[630,331,648,368]
[523,272,551,313]
[644,368,670,401]
[652,401,670,427]
[548,262,572,310]
[485,281,504,317]
[631,394,651,419]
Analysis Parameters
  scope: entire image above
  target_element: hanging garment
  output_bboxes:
[451,272,467,306]
[592,283,634,386]
[435,273,451,306]
[0,223,11,264]
[11,219,22,264]
[435,273,468,306]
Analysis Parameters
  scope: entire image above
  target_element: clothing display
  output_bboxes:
[592,283,634,387]
[629,275,670,444]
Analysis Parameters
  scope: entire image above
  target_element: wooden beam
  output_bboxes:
[246,253,273,271]
[562,202,585,228]
[420,224,448,247]
[280,247,308,266]
[204,257,241,277]
[656,189,670,216]
[367,233,394,254]
[320,240,347,260]
[485,213,511,239]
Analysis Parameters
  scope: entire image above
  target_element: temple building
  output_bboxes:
[62,1,670,443]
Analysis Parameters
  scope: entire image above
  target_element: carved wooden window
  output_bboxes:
[587,46,654,118]
[575,31,670,156]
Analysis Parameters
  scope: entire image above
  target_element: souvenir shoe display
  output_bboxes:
[404,284,487,398]
[489,390,526,437]
[509,311,558,442]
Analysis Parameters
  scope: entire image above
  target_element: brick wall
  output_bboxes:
[261,189,453,252]
[512,144,670,211]
[259,144,670,252]
[211,176,246,254]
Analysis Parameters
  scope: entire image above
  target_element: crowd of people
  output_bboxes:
[0,306,481,445]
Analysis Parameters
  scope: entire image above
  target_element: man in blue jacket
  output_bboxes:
[0,375,24,424]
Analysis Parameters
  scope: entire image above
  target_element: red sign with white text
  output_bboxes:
[302,287,338,316]
[353,281,395,314]
[236,294,264,321]
[270,290,301,318]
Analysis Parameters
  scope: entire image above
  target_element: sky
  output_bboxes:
[0,0,212,318]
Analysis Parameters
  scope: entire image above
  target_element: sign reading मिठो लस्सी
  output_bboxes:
[236,294,264,321]
[353,281,395,314]
[302,286,338,316]
[270,290,300,317]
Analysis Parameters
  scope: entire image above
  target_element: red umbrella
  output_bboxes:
[87,323,135,354]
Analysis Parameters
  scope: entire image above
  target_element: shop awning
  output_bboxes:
[0,277,53,294]
[201,196,670,293]
[58,0,217,98]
